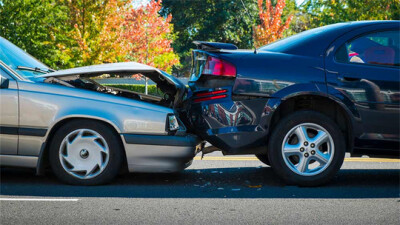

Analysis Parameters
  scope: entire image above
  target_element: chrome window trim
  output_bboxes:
[0,60,29,81]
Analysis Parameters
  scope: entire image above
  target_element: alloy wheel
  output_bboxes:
[281,123,335,176]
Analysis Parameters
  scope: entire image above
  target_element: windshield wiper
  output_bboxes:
[17,66,55,74]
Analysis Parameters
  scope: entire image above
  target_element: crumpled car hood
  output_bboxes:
[41,62,161,78]
[39,62,187,108]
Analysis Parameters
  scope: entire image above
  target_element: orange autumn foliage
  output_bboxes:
[67,0,131,65]
[63,0,178,74]
[124,0,179,74]
[254,0,293,47]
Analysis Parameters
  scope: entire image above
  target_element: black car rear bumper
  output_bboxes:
[187,94,272,154]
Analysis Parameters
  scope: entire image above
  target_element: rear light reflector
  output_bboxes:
[194,94,228,103]
[193,89,228,103]
[195,89,227,97]
[203,56,236,77]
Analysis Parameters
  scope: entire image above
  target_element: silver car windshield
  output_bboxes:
[0,37,51,78]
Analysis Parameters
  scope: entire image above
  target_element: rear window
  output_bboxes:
[259,23,347,53]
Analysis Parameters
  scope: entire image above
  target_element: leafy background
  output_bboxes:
[1,0,399,76]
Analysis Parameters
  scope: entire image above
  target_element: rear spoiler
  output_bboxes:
[193,41,238,51]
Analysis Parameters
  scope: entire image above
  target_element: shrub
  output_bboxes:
[103,84,162,96]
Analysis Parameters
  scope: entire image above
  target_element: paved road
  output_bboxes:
[1,153,399,225]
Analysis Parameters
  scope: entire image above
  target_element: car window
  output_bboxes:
[0,37,50,78]
[0,67,13,79]
[335,30,400,67]
[259,23,348,53]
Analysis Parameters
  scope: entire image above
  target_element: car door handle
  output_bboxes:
[338,75,361,82]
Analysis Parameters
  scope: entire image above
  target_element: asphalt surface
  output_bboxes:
[1,152,399,225]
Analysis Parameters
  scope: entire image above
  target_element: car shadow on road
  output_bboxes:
[1,167,399,199]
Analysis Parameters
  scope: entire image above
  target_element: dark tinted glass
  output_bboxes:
[338,30,400,67]
[259,23,346,52]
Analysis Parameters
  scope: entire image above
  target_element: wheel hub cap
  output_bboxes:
[59,129,109,179]
[79,149,89,159]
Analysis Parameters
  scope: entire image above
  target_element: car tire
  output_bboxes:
[268,110,345,186]
[255,154,270,166]
[49,120,123,185]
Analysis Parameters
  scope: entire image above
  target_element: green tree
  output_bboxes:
[160,0,258,76]
[0,0,71,69]
[1,0,181,72]
[302,0,400,29]
[160,0,296,76]
[0,0,132,69]
[64,0,132,67]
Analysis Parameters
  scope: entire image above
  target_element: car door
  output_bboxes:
[325,24,400,151]
[0,67,19,155]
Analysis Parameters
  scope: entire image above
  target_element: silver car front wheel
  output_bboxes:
[59,129,110,179]
[50,120,123,185]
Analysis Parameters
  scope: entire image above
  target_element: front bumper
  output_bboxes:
[122,134,202,173]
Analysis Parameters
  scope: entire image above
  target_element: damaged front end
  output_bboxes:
[40,62,187,109]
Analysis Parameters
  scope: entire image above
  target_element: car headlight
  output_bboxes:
[168,114,180,131]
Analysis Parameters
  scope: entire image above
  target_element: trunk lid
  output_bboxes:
[189,42,253,91]
[190,41,239,84]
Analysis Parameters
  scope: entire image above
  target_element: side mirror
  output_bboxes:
[0,75,9,89]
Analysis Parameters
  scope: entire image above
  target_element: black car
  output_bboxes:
[184,21,400,186]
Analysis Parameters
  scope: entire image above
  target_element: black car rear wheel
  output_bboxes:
[256,154,270,166]
[268,110,345,186]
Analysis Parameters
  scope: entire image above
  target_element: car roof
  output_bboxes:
[259,20,400,57]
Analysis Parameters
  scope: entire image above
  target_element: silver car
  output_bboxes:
[0,37,202,185]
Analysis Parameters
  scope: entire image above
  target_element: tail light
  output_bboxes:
[202,56,236,77]
[195,89,227,97]
[193,89,228,103]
